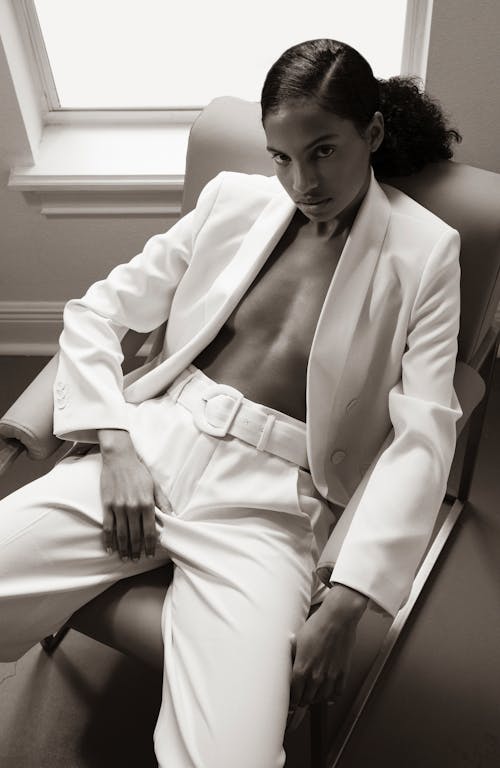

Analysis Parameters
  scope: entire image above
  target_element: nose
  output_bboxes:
[291,164,319,198]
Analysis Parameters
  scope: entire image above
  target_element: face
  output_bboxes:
[263,99,384,225]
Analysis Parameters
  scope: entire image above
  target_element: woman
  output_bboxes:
[0,39,462,767]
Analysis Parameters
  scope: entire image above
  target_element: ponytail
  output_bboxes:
[372,76,462,177]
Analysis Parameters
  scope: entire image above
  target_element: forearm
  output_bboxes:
[54,306,130,444]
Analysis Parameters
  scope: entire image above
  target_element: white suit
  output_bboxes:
[54,169,462,617]
[0,168,462,768]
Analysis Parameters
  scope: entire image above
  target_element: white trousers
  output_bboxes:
[0,367,334,768]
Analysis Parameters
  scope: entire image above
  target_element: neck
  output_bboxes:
[307,170,371,240]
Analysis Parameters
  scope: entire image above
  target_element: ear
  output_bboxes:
[366,111,384,153]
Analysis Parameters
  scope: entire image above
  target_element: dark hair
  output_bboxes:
[261,39,461,177]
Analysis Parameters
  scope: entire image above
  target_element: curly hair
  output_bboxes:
[374,76,461,177]
[261,39,461,178]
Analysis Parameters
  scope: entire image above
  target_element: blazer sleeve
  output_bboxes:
[53,173,224,444]
[321,228,463,617]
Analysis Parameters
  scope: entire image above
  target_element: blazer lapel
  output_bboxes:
[124,182,296,402]
[306,171,392,499]
[203,186,296,321]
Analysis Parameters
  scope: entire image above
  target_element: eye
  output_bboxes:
[315,145,335,159]
[270,153,290,166]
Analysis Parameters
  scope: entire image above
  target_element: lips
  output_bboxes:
[297,197,330,206]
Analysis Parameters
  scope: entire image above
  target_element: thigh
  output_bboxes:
[156,520,313,768]
[0,449,170,659]
[153,441,325,768]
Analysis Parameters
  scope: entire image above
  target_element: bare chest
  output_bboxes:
[227,224,344,355]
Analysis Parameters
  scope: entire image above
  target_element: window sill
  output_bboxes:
[8,120,193,217]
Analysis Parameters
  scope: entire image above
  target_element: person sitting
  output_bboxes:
[0,38,462,768]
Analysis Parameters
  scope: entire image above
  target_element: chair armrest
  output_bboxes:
[454,359,486,438]
[0,438,25,476]
[0,328,154,474]
[0,354,63,463]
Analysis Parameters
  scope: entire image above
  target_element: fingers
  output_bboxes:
[100,459,161,561]
[128,502,157,560]
[102,505,115,555]
[289,634,344,710]
[290,663,325,710]
[115,502,157,561]
[142,506,157,559]
[102,501,155,561]
[128,512,143,562]
[114,506,131,561]
[289,635,312,710]
[291,663,341,709]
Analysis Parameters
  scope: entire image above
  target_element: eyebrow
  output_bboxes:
[266,133,340,153]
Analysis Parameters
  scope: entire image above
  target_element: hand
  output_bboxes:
[98,429,169,561]
[289,584,368,709]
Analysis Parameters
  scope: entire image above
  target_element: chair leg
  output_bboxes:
[310,701,328,768]
[40,623,71,654]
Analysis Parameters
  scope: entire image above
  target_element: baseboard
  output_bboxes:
[0,301,64,355]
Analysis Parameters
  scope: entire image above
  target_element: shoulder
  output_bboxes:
[380,181,459,249]
[375,180,460,295]
[197,171,280,209]
[191,171,284,237]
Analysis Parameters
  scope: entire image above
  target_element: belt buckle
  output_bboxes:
[192,384,244,437]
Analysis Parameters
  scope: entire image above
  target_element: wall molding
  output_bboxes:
[9,175,184,218]
[37,197,182,219]
[8,172,185,192]
[0,300,64,355]
[0,301,154,356]
[2,299,500,357]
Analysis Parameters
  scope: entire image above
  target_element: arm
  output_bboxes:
[328,228,462,617]
[52,174,224,560]
[53,173,224,445]
[291,228,461,705]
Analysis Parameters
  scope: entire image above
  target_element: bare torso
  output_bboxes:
[193,211,347,422]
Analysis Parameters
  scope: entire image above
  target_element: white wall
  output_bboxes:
[425,0,500,174]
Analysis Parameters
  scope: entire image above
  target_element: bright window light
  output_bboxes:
[34,0,408,109]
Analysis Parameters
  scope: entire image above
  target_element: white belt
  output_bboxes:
[168,369,309,470]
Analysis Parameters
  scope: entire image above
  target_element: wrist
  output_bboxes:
[97,428,135,456]
[323,583,369,623]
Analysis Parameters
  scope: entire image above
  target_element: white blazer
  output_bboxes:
[54,170,462,617]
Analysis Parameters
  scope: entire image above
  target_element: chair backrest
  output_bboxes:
[181,96,500,365]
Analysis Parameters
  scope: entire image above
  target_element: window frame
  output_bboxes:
[5,0,434,217]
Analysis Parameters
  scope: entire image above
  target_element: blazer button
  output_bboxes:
[346,398,358,413]
[330,450,346,465]
[55,391,67,408]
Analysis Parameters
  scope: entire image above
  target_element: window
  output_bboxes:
[5,0,432,214]
[33,0,410,111]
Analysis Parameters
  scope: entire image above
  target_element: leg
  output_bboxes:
[0,449,171,662]
[152,435,333,768]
